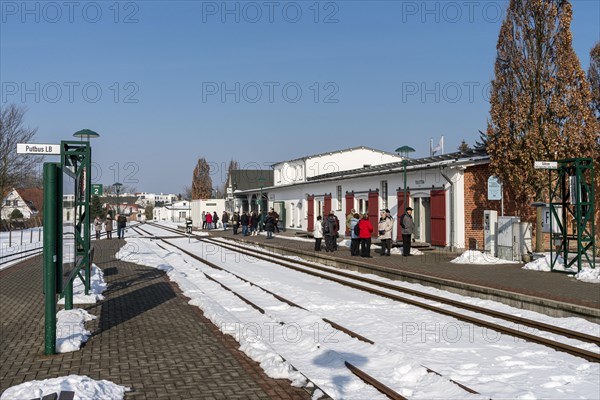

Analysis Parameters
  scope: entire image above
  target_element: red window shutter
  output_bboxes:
[345,192,354,235]
[396,190,410,241]
[368,191,379,237]
[430,190,447,246]
[307,196,314,231]
[324,194,332,216]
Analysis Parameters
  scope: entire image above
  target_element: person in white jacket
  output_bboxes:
[378,209,394,256]
[313,215,323,251]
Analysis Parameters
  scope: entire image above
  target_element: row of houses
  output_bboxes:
[225,146,523,251]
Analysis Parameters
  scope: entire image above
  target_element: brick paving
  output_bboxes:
[208,229,600,309]
[0,239,310,399]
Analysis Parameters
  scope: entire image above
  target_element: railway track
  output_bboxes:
[133,224,483,399]
[145,222,600,364]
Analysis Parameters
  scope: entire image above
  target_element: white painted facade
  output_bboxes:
[272,147,403,186]
[1,189,39,219]
[240,149,488,250]
[153,200,192,223]
[136,192,178,207]
[190,199,226,228]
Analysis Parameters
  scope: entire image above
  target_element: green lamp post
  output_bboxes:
[257,177,266,212]
[113,182,123,215]
[395,146,416,212]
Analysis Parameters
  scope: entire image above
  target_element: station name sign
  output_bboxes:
[17,143,60,155]
[534,161,558,170]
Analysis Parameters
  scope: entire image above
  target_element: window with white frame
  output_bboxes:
[336,185,342,211]
[275,169,281,183]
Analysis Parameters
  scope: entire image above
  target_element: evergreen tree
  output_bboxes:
[487,0,599,215]
[145,205,154,221]
[91,195,105,219]
[226,159,239,186]
[191,158,212,200]
[458,140,471,153]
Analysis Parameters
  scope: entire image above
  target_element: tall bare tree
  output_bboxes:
[487,0,599,216]
[0,105,40,205]
[191,158,212,199]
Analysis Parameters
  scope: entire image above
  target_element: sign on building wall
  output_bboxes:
[541,206,562,233]
[487,176,502,200]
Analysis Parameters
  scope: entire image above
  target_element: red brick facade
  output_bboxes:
[463,163,535,250]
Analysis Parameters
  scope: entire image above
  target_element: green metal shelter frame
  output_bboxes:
[549,158,596,272]
[43,140,93,355]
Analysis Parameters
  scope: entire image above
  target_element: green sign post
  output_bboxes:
[42,134,96,355]
[92,184,103,196]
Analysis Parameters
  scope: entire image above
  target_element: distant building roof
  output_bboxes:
[307,148,489,181]
[229,170,274,191]
[14,188,44,213]
[272,146,402,166]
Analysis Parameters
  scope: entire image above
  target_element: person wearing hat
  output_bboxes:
[400,207,415,256]
[345,208,356,236]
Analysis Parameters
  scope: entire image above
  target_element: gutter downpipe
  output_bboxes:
[439,167,454,251]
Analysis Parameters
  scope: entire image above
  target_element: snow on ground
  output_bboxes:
[58,264,107,304]
[119,234,600,399]
[0,375,129,400]
[523,254,599,283]
[56,309,95,353]
[450,250,520,265]
[0,228,43,270]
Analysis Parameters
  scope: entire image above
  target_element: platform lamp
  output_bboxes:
[257,176,266,212]
[113,182,123,216]
[395,146,416,212]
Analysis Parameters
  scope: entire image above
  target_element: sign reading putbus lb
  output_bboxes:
[17,143,60,155]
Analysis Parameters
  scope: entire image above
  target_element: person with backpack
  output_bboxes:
[323,211,339,252]
[350,212,360,256]
[313,215,323,251]
[400,207,415,256]
[358,213,374,258]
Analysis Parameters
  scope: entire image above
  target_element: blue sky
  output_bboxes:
[1,0,599,194]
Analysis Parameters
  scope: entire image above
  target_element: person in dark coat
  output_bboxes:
[104,216,113,239]
[250,211,259,235]
[117,214,127,239]
[323,211,339,252]
[265,212,275,239]
[212,211,219,229]
[232,212,240,234]
[358,213,373,257]
[270,208,280,233]
[240,211,249,236]
[400,207,415,256]
[222,211,229,230]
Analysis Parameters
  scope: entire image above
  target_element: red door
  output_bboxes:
[345,192,354,235]
[397,190,410,241]
[307,196,314,232]
[324,194,332,216]
[368,191,379,237]
[430,190,447,246]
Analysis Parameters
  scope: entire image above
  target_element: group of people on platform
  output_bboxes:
[199,209,280,239]
[313,207,415,257]
[93,214,128,240]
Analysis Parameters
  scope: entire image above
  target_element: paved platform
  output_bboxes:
[0,239,311,399]
[206,229,600,320]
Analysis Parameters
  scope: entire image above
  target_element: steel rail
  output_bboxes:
[193,236,600,363]
[134,225,473,399]
[147,222,599,350]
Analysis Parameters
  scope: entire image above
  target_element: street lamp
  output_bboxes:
[73,129,100,141]
[257,177,266,212]
[113,182,123,215]
[395,146,416,211]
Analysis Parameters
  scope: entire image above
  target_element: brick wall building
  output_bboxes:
[463,164,536,250]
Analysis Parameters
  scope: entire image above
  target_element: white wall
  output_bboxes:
[190,199,226,228]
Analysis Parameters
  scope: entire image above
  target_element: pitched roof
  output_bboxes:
[14,188,44,213]
[272,146,402,166]
[229,170,274,191]
[307,148,489,181]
